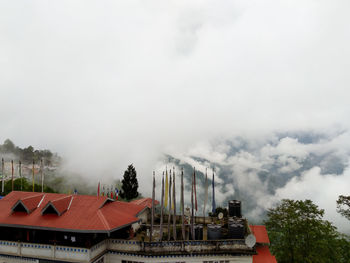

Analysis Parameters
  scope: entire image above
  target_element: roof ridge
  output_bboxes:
[21,193,44,201]
[51,195,73,202]
[97,210,110,230]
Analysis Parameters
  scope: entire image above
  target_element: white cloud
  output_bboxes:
[0,0,350,231]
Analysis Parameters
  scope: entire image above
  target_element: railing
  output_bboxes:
[0,238,252,262]
[0,240,91,262]
[108,239,252,254]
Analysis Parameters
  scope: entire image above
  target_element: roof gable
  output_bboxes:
[11,194,44,214]
[41,196,73,216]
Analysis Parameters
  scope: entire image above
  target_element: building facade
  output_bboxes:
[0,192,276,263]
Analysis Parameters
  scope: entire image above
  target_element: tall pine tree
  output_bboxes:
[120,164,139,200]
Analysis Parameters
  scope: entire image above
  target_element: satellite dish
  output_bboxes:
[218,212,224,220]
[245,234,256,248]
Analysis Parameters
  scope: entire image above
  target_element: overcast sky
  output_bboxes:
[1,0,350,229]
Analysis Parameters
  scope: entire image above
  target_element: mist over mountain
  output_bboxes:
[159,130,350,233]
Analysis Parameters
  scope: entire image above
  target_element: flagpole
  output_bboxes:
[203,168,208,221]
[191,167,194,240]
[194,167,197,214]
[40,159,44,193]
[159,172,164,241]
[167,171,172,241]
[212,168,216,214]
[19,161,22,191]
[1,158,4,194]
[172,167,176,240]
[11,160,14,191]
[150,171,155,242]
[181,168,185,240]
[32,160,35,192]
[165,168,168,209]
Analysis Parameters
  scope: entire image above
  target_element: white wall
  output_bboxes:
[106,252,252,263]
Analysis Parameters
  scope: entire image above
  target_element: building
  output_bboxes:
[0,191,276,263]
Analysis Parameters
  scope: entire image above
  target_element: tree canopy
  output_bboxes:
[265,199,350,263]
[0,139,59,165]
[337,195,350,221]
[120,164,139,201]
[2,178,56,195]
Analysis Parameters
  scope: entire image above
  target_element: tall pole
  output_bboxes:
[167,172,172,241]
[41,159,44,193]
[172,167,177,240]
[11,160,14,191]
[1,158,4,193]
[19,161,22,191]
[150,171,155,242]
[212,168,216,214]
[181,168,185,240]
[159,172,164,241]
[194,167,197,214]
[191,167,194,240]
[203,168,208,220]
[32,160,35,192]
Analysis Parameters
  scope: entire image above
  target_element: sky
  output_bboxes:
[1,1,350,230]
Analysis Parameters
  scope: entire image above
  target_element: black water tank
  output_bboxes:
[228,221,245,239]
[207,224,222,240]
[194,224,203,240]
[229,200,242,217]
[228,200,235,217]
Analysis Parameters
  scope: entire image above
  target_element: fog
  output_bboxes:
[1,0,350,231]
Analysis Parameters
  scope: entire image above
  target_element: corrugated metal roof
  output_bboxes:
[253,246,277,263]
[250,225,270,244]
[0,191,145,233]
[20,194,44,212]
[130,197,159,208]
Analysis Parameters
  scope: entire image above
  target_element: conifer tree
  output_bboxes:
[120,164,139,200]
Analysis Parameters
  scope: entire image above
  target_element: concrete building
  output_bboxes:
[0,191,276,263]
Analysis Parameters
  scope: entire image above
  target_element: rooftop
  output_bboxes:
[0,191,146,233]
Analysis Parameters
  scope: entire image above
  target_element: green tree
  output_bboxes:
[120,164,139,201]
[337,195,350,221]
[265,199,349,263]
[1,139,15,153]
[2,178,56,195]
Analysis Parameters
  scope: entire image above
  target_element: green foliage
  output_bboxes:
[120,164,139,201]
[2,178,56,195]
[265,199,350,263]
[337,195,350,221]
[0,139,59,165]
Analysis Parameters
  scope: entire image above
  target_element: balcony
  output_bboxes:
[0,238,254,262]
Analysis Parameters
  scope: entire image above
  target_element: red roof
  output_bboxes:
[20,194,44,212]
[250,225,270,244]
[0,191,146,233]
[130,197,159,208]
[253,246,277,263]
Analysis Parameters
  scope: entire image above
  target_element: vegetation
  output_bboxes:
[0,139,60,165]
[120,164,139,201]
[2,178,56,195]
[337,195,350,221]
[265,199,350,263]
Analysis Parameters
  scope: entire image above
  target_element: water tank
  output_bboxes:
[194,224,203,240]
[207,224,222,240]
[228,200,235,217]
[228,200,242,218]
[228,221,245,239]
